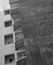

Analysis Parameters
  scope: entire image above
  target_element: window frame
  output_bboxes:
[4,20,12,27]
[4,10,10,15]
[5,54,15,64]
[4,34,13,45]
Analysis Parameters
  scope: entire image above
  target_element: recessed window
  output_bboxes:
[4,10,10,15]
[5,54,15,64]
[4,34,13,45]
[5,20,12,27]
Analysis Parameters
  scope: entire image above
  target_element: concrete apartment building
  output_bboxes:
[0,0,27,65]
[1,0,53,65]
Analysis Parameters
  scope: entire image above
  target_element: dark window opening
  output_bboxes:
[5,20,12,27]
[4,10,10,15]
[9,58,13,62]
[5,34,13,45]
[5,54,15,64]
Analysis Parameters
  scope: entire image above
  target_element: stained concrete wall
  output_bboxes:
[19,1,53,65]
[9,0,53,65]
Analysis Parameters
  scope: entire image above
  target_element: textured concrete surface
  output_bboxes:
[19,0,53,65]
[10,0,53,65]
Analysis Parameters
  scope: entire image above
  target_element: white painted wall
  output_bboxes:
[0,0,10,11]
[0,0,16,65]
[0,12,3,65]
[0,11,16,65]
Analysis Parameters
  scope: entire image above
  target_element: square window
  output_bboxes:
[5,20,12,27]
[5,54,15,64]
[4,10,10,15]
[4,34,13,45]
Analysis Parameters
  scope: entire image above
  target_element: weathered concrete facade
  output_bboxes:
[9,0,53,65]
